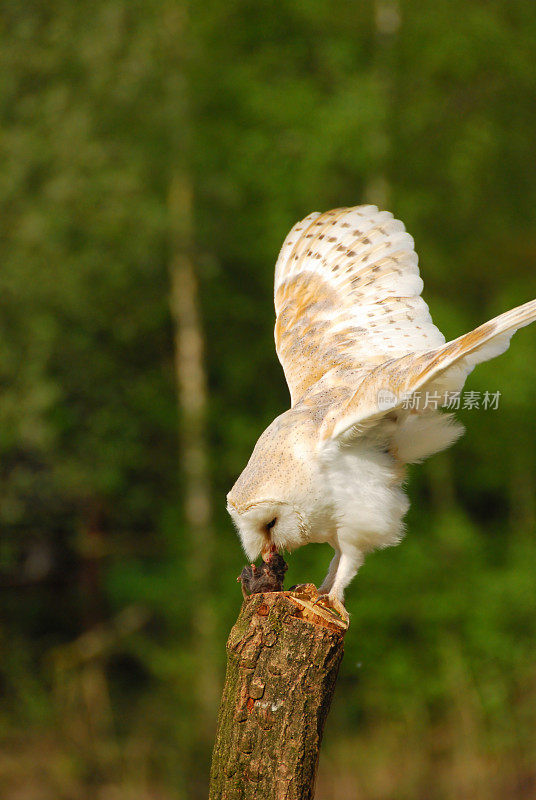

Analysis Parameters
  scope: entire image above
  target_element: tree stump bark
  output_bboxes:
[209,585,348,800]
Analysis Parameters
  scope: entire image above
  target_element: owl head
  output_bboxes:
[226,410,323,561]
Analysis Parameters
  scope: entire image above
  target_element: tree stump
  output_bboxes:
[209,585,348,800]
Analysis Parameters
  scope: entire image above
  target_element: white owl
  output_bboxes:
[227,206,536,620]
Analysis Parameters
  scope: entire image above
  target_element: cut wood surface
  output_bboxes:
[209,585,348,800]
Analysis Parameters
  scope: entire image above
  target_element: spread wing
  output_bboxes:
[274,205,445,405]
[274,205,536,444]
[323,299,536,441]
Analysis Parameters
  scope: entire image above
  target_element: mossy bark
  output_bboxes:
[209,587,347,800]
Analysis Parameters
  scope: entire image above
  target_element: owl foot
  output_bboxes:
[313,594,350,626]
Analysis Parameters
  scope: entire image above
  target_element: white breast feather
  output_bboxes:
[322,439,409,553]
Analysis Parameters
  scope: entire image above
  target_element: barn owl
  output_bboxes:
[227,205,536,619]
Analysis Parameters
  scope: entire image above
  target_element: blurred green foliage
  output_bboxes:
[0,1,535,799]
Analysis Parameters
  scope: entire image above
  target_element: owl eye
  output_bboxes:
[266,517,277,530]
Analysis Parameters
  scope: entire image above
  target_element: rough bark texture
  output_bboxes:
[209,586,347,800]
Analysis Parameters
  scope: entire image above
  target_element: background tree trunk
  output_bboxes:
[168,173,219,730]
[209,588,347,800]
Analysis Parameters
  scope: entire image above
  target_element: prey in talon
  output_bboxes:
[227,205,536,620]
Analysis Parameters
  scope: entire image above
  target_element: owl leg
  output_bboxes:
[328,546,365,604]
[313,546,363,626]
[318,547,341,594]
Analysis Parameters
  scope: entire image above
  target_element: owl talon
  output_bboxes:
[313,594,350,626]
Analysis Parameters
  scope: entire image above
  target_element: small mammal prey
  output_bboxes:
[237,548,288,598]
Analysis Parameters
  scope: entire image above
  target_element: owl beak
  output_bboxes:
[261,541,277,563]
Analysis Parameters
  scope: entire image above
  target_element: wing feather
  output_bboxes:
[274,205,445,405]
[324,299,536,441]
